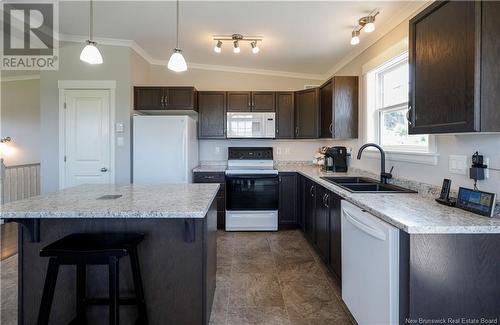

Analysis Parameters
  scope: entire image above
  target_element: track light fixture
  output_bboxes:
[350,9,379,46]
[213,34,263,54]
[214,40,222,53]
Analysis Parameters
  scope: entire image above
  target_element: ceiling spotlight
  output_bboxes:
[350,30,360,46]
[251,41,260,54]
[233,40,240,54]
[214,40,222,53]
[364,16,376,33]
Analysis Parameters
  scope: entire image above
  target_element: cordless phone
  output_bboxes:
[435,179,456,206]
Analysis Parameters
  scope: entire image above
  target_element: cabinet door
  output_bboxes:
[295,88,319,138]
[198,92,226,139]
[165,87,197,110]
[278,173,297,227]
[333,76,358,139]
[252,92,275,112]
[275,92,295,139]
[227,92,251,112]
[409,1,479,134]
[134,87,164,110]
[319,81,333,138]
[193,171,226,230]
[328,192,342,281]
[304,179,316,241]
[314,186,330,263]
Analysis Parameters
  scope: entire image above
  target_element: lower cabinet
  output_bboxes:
[278,173,298,228]
[328,192,342,281]
[314,185,330,263]
[193,171,226,229]
[303,178,316,241]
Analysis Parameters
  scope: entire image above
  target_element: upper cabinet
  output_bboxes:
[409,1,500,134]
[134,86,197,111]
[319,77,358,139]
[252,92,276,112]
[275,92,295,139]
[227,92,252,112]
[227,91,276,112]
[295,88,319,138]
[198,92,226,139]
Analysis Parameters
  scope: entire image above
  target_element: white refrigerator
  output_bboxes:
[133,115,198,184]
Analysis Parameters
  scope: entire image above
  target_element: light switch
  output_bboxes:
[117,137,124,147]
[449,155,467,175]
[116,122,124,133]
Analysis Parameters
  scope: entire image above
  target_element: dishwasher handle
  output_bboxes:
[342,208,386,241]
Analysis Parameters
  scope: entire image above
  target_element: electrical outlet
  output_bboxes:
[484,158,490,179]
[284,147,290,155]
[276,147,282,155]
[449,155,467,175]
[215,147,220,154]
[117,137,124,147]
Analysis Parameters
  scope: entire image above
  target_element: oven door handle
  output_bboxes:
[226,175,278,180]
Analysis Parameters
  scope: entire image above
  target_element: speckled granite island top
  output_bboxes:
[279,164,500,234]
[0,183,220,219]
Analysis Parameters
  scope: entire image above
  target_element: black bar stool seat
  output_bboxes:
[37,233,148,325]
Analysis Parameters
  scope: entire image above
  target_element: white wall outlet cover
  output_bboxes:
[448,155,467,175]
[117,137,124,147]
[276,147,282,155]
[115,122,124,133]
[215,147,221,154]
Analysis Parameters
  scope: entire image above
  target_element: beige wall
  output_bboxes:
[144,65,321,91]
[330,14,500,195]
[0,79,40,166]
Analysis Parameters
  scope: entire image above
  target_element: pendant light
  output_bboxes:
[80,0,103,64]
[167,0,187,72]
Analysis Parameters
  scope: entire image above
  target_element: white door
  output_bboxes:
[63,89,112,188]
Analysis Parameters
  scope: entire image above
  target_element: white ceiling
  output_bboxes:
[52,1,426,78]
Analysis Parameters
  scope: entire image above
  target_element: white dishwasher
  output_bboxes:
[341,200,399,325]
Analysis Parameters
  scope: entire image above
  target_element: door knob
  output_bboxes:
[100,167,108,172]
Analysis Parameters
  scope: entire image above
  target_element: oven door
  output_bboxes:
[225,174,279,211]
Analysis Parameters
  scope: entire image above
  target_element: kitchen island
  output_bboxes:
[0,183,219,325]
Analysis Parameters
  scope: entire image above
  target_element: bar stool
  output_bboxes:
[36,233,148,325]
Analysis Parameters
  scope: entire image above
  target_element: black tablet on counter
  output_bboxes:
[456,187,497,217]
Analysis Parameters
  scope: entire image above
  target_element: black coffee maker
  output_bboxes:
[323,146,349,172]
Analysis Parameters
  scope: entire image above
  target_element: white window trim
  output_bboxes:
[362,43,439,166]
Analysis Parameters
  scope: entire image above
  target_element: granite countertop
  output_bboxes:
[192,164,227,172]
[0,183,220,219]
[277,164,500,234]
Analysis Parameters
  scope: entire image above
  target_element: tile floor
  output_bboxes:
[0,230,353,325]
[210,230,353,325]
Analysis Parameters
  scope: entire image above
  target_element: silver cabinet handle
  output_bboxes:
[325,194,330,208]
[406,106,412,126]
[100,167,108,172]
[295,127,299,137]
[204,176,215,179]
[329,122,333,135]
[322,193,327,207]
[310,185,314,197]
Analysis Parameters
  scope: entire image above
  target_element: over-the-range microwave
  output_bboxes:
[226,112,275,138]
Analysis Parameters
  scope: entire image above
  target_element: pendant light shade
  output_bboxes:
[168,49,187,72]
[80,0,102,64]
[168,0,188,72]
[80,41,103,64]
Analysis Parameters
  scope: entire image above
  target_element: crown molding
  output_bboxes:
[1,74,40,82]
[325,0,431,78]
[59,34,324,80]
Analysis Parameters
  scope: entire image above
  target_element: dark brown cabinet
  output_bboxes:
[314,185,330,263]
[275,92,295,139]
[198,92,226,139]
[320,77,358,139]
[252,92,276,112]
[227,92,252,112]
[134,86,197,111]
[227,91,276,112]
[409,1,500,134]
[303,178,316,241]
[278,173,298,228]
[328,192,342,281]
[295,88,319,138]
[193,172,226,229]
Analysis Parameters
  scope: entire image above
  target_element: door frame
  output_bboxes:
[58,80,116,189]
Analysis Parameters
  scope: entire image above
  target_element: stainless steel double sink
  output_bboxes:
[320,176,417,193]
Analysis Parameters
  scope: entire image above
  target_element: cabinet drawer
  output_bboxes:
[193,172,225,183]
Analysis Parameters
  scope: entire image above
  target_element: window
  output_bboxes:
[367,53,430,152]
